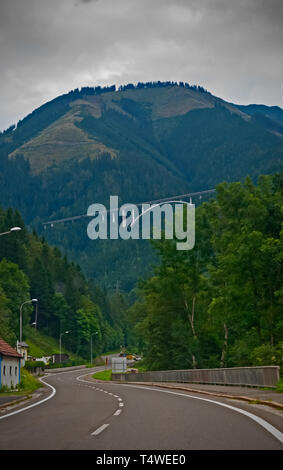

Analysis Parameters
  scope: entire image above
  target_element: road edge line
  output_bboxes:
[0,375,56,420]
[121,383,283,445]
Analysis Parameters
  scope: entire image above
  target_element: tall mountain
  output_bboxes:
[0,82,282,290]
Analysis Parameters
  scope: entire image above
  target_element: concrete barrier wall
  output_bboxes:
[46,365,86,373]
[112,365,280,388]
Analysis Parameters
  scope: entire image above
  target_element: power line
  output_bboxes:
[42,188,216,228]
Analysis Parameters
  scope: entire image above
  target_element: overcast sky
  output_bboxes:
[0,0,282,131]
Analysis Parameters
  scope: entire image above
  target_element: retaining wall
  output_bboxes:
[112,365,280,388]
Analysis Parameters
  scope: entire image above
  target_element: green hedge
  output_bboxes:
[24,360,46,369]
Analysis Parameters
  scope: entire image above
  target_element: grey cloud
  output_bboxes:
[76,0,99,4]
[0,0,282,130]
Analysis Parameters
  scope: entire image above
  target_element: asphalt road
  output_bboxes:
[0,367,282,450]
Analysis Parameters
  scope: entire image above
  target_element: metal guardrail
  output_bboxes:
[112,365,280,388]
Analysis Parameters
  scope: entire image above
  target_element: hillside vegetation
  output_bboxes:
[0,82,283,290]
[129,171,283,371]
[0,207,130,358]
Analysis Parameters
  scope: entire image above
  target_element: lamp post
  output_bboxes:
[60,331,69,363]
[34,301,38,330]
[19,298,38,343]
[0,226,22,236]
[90,331,98,365]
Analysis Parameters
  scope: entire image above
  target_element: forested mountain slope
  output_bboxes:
[0,207,130,357]
[0,82,282,289]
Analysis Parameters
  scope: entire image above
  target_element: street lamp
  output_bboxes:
[0,227,22,236]
[34,301,38,330]
[19,299,38,343]
[60,331,70,363]
[90,331,98,365]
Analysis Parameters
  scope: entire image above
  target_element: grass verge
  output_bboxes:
[92,369,112,381]
[0,368,42,397]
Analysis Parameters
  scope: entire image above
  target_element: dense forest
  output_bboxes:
[0,207,130,359]
[1,83,283,290]
[1,170,282,370]
[129,171,283,371]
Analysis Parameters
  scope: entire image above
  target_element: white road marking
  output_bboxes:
[119,402,124,407]
[91,423,109,436]
[114,409,122,416]
[0,366,105,421]
[122,384,283,445]
[0,376,56,420]
[118,398,122,401]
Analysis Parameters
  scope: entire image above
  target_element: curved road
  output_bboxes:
[0,366,282,450]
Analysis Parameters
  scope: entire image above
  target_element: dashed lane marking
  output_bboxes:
[76,373,125,433]
[91,423,109,436]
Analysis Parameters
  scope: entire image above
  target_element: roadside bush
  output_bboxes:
[276,378,283,393]
[25,360,45,370]
[18,368,41,393]
[250,343,283,367]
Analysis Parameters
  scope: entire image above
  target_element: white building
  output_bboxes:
[0,338,22,389]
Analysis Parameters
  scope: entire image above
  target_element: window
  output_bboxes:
[15,366,18,376]
[3,365,6,376]
[10,366,12,376]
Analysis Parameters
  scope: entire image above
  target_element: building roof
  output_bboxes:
[0,338,22,358]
